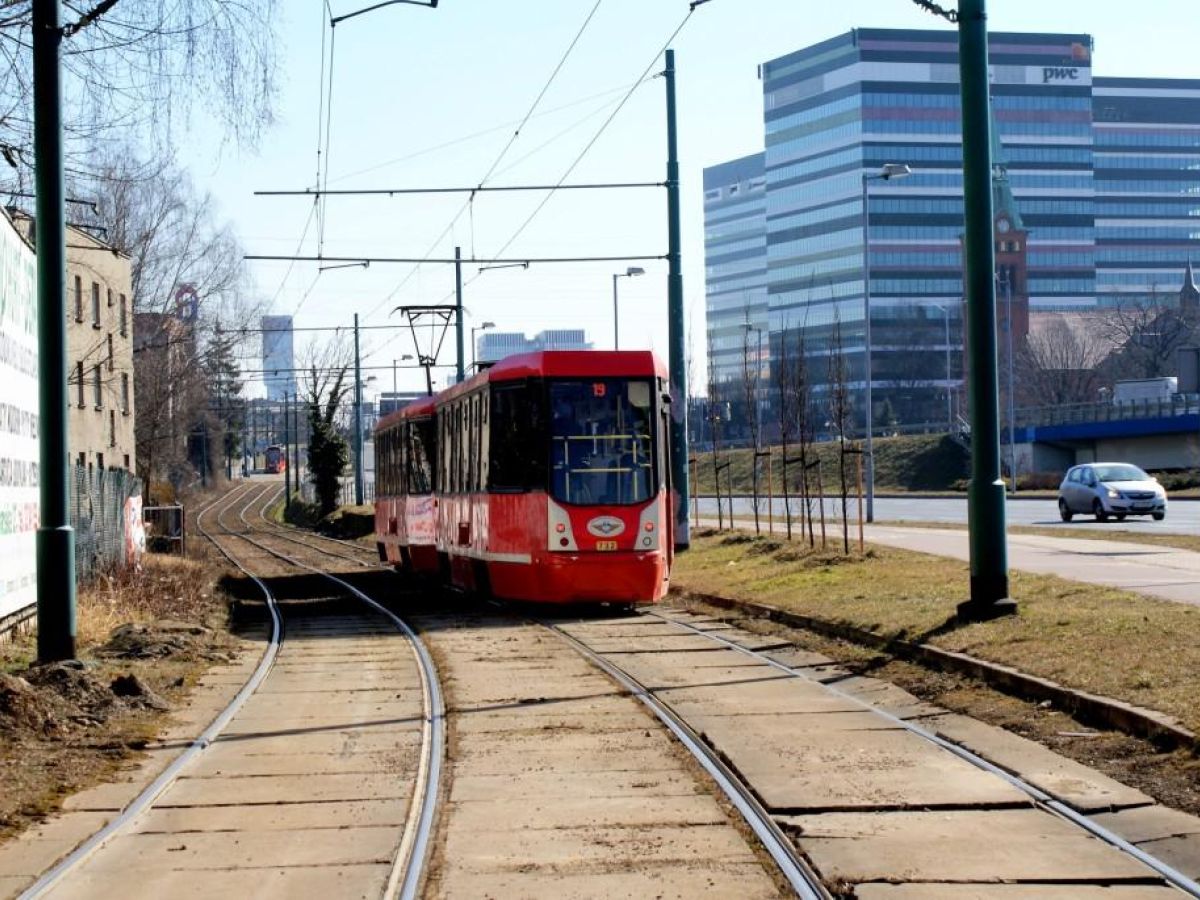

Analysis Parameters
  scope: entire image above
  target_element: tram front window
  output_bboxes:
[549,379,655,506]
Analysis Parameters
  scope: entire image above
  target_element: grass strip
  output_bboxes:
[672,530,1200,734]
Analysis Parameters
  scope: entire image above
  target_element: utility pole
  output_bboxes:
[33,0,76,661]
[454,246,465,383]
[957,0,1014,620]
[665,48,689,551]
[283,393,291,506]
[292,390,301,492]
[354,313,364,505]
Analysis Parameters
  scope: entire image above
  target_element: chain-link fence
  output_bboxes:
[70,465,144,581]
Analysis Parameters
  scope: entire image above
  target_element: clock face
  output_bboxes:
[997,217,1011,234]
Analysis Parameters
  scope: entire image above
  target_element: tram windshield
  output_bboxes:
[549,379,656,506]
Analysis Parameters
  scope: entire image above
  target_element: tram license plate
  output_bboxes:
[595,540,617,551]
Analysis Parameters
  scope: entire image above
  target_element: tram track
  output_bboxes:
[546,607,1200,897]
[225,483,445,900]
[18,482,442,900]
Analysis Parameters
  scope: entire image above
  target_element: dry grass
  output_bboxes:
[673,531,1200,733]
[76,555,226,647]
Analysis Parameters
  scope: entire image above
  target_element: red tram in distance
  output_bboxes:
[264,445,286,474]
[373,351,673,605]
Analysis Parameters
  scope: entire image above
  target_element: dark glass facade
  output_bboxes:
[703,27,1200,427]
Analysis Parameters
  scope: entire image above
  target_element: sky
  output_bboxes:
[177,0,1200,398]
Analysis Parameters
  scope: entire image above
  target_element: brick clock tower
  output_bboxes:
[992,165,1030,343]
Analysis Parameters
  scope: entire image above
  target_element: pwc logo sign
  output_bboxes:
[1042,66,1080,84]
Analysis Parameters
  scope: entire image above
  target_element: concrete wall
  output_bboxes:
[1093,434,1200,470]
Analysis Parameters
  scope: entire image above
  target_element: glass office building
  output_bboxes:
[704,27,1200,426]
[702,153,768,389]
[1093,78,1200,304]
[261,315,296,402]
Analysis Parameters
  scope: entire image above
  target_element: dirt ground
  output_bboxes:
[671,594,1200,819]
[0,553,239,843]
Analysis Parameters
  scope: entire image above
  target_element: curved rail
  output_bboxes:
[19,482,284,900]
[543,621,830,899]
[249,485,382,570]
[230,488,444,900]
[648,610,1200,898]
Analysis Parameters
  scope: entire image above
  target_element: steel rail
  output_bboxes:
[648,610,1200,898]
[230,492,444,900]
[249,484,383,570]
[19,482,284,900]
[544,621,831,900]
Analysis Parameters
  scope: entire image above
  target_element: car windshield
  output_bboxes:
[549,379,655,506]
[1093,464,1149,483]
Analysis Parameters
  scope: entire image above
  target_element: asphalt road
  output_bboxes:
[695,495,1200,535]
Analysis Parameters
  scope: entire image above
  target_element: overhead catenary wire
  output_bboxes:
[359,0,608,324]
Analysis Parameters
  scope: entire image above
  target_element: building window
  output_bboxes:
[123,454,130,470]
[107,334,114,371]
[91,282,101,327]
[119,295,127,337]
[77,452,85,467]
[93,365,102,409]
[109,411,116,448]
[107,288,113,307]
[74,276,83,322]
[76,361,84,408]
[121,372,130,413]
[97,452,105,470]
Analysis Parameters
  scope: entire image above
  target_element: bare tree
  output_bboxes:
[298,336,354,515]
[85,150,266,488]
[1016,315,1106,406]
[1099,291,1199,381]
[0,1,278,187]
[826,316,852,555]
[740,309,763,534]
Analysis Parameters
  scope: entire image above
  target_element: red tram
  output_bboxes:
[373,351,672,605]
[264,445,286,474]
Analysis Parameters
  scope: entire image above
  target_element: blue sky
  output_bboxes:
[178,0,1200,397]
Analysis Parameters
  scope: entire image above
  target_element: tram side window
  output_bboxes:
[489,382,545,491]
[407,418,435,495]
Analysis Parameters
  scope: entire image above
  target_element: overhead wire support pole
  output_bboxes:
[284,393,292,507]
[455,246,465,383]
[33,0,76,662]
[244,254,666,265]
[957,0,1014,620]
[255,182,665,196]
[329,0,437,27]
[354,313,365,506]
[665,48,689,552]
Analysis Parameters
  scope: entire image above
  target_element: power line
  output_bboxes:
[360,0,609,323]
[247,253,666,265]
[256,181,664,197]
[488,8,697,264]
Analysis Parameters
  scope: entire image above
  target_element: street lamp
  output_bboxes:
[472,321,495,369]
[392,354,413,395]
[612,266,645,350]
[929,303,953,432]
[862,162,912,523]
[354,374,377,505]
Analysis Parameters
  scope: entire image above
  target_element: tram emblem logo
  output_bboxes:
[586,516,625,538]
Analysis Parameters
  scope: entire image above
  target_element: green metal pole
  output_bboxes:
[33,0,75,662]
[665,48,690,551]
[957,0,1014,620]
[292,391,300,490]
[353,313,364,505]
[454,246,465,383]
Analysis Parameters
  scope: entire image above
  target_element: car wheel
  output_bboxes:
[1093,500,1108,522]
[1152,512,1166,521]
[1058,499,1073,522]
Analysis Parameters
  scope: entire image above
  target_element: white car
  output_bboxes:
[1058,463,1168,522]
